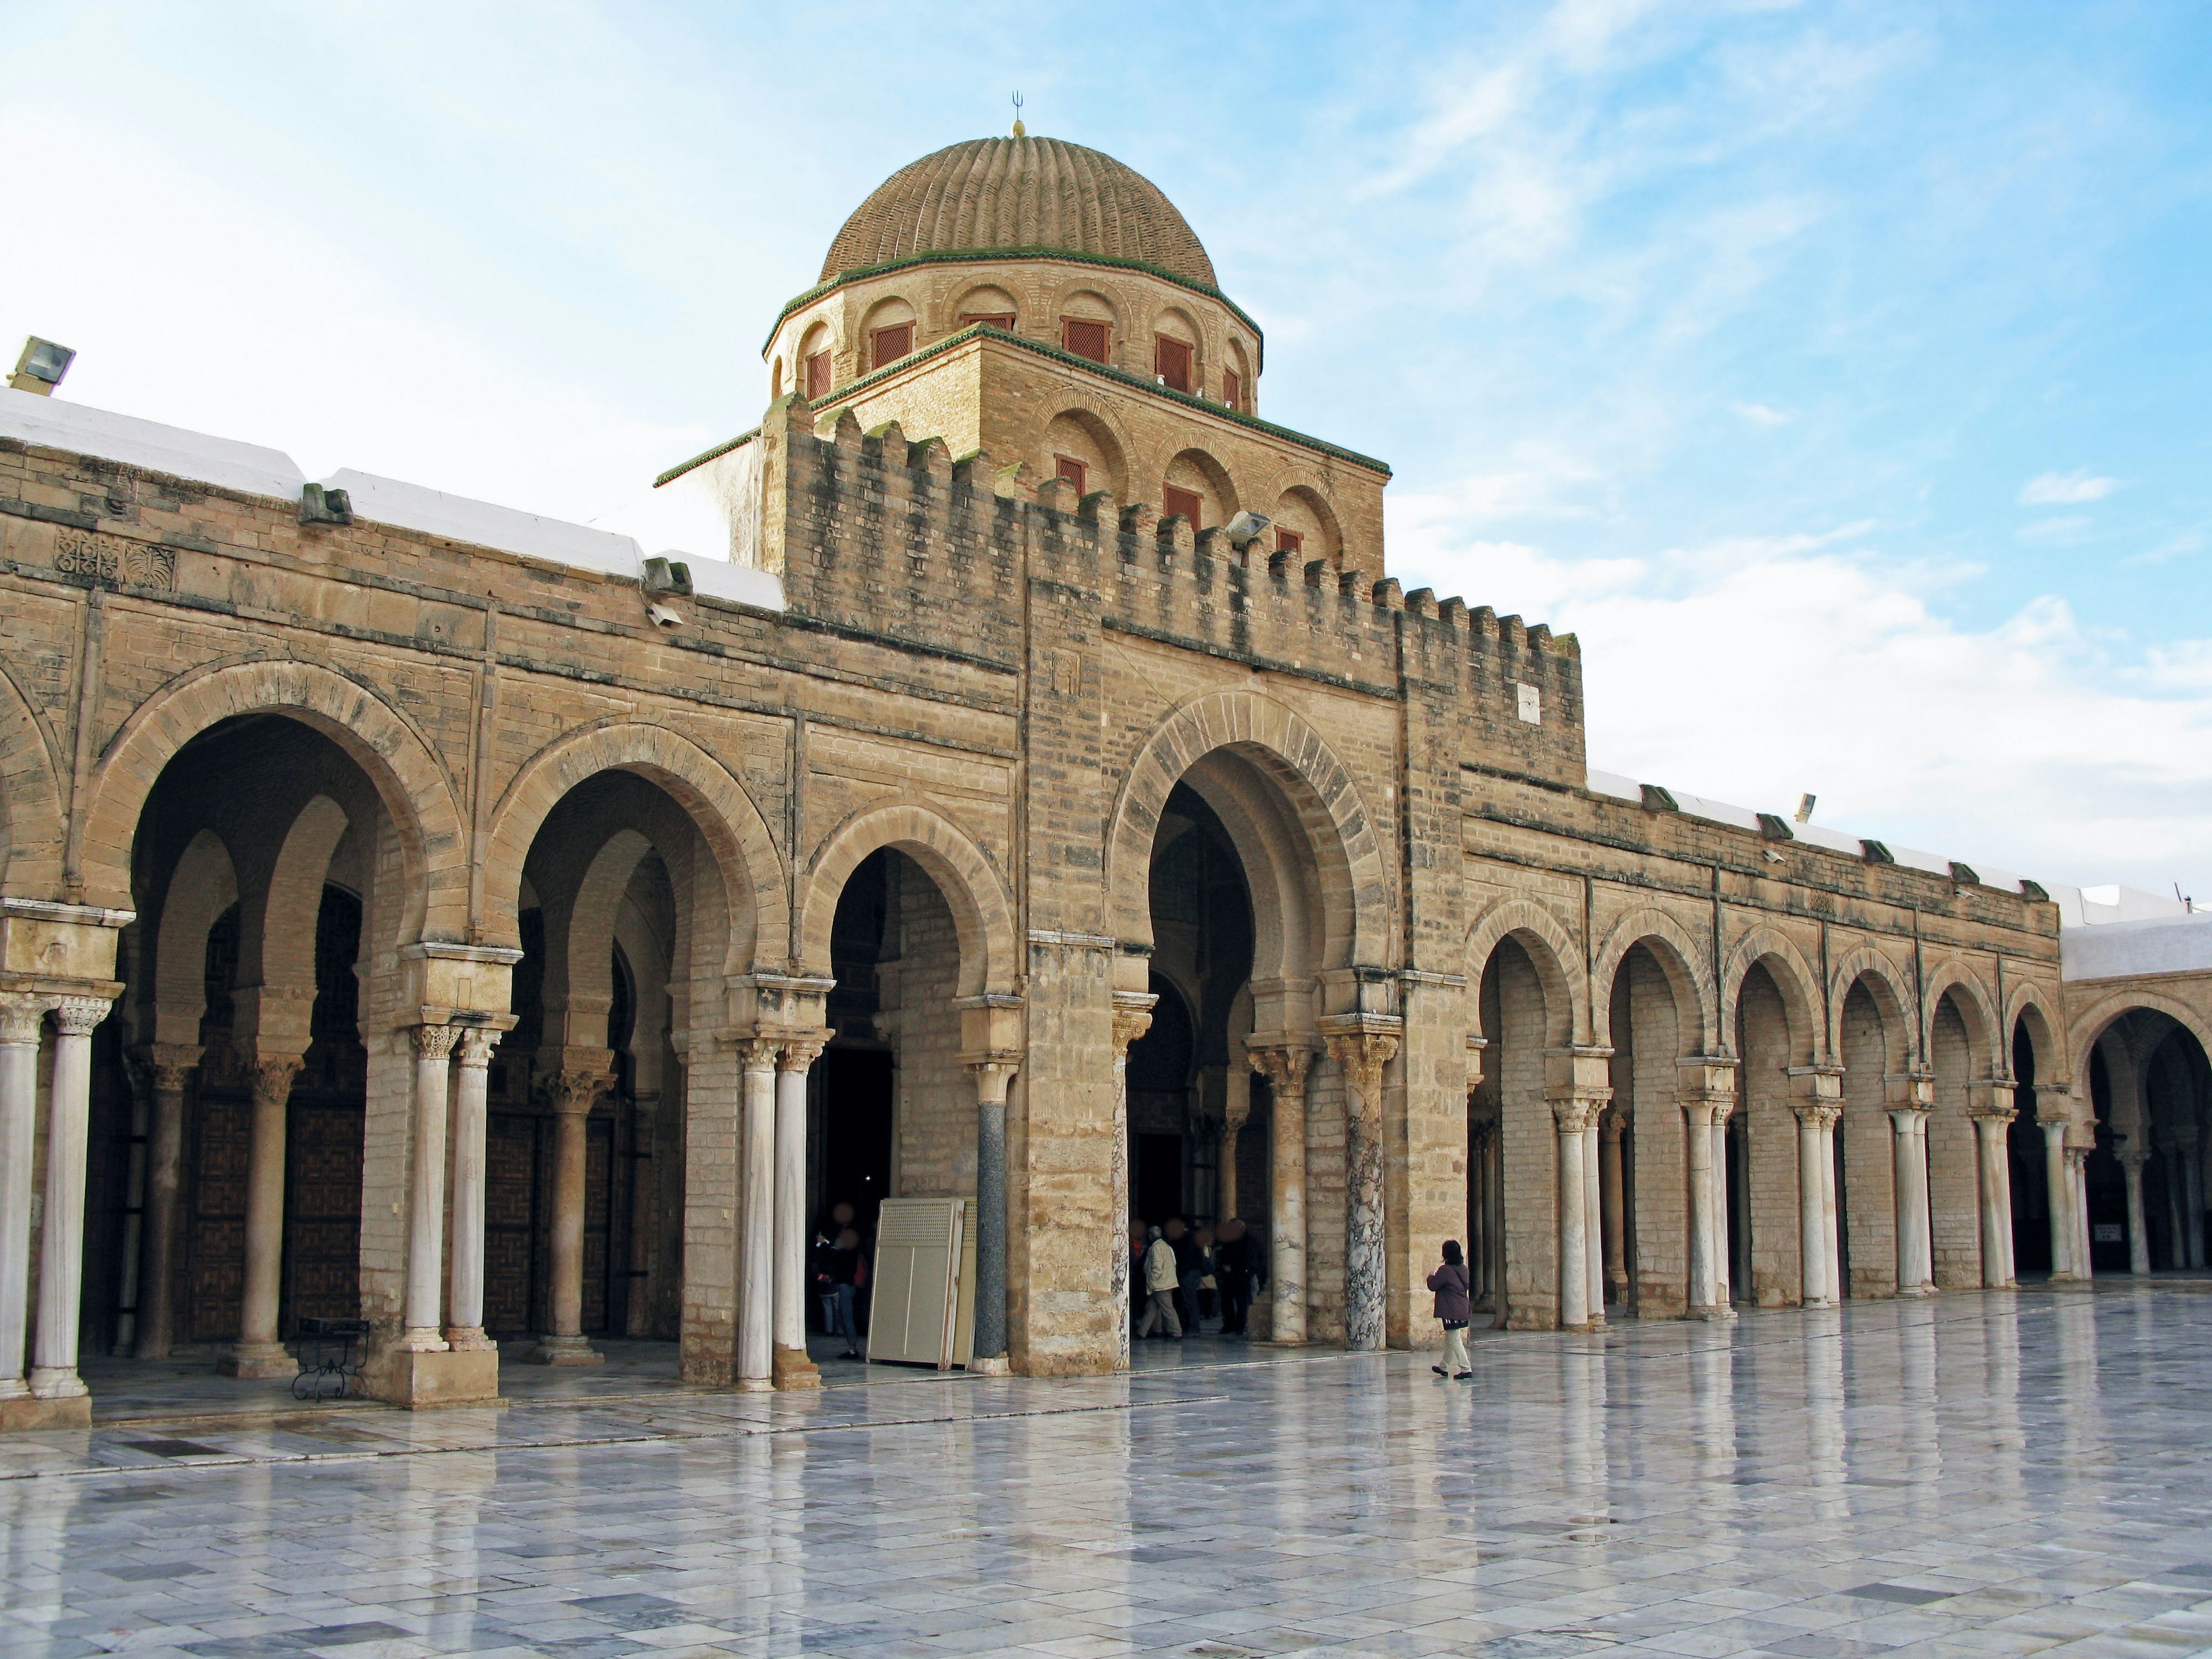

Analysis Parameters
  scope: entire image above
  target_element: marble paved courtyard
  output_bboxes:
[7,1286,2212,1659]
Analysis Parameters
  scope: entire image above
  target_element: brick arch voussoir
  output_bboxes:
[1465,897,1585,1050]
[2067,990,2212,1100]
[82,657,466,940]
[2005,980,2069,1082]
[1720,925,1824,1059]
[481,719,787,972]
[797,800,1016,1000]
[1105,689,1391,963]
[1825,945,1916,1065]
[1589,907,1714,1053]
[1921,959,2000,1062]
[0,657,66,900]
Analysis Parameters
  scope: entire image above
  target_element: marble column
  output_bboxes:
[737,1039,777,1391]
[1219,1087,1249,1224]
[2177,1128,2206,1269]
[1599,1111,1628,1308]
[2040,1113,2077,1279]
[969,1055,1018,1372]
[1581,1115,1605,1328]
[536,1067,605,1365]
[1469,1116,1495,1308]
[1711,1103,1735,1308]
[2118,1149,2151,1275]
[2071,1146,2094,1279]
[109,1051,152,1357]
[774,1036,827,1388]
[1554,1098,1594,1331]
[1890,1106,1935,1297]
[445,1028,501,1352]
[134,1046,193,1359]
[1324,1025,1398,1353]
[0,994,47,1403]
[1684,1097,1719,1317]
[1249,1044,1312,1345]
[1796,1104,1832,1307]
[625,1090,660,1338]
[224,1053,305,1377]
[1110,993,1156,1370]
[31,996,111,1400]
[400,1022,459,1351]
[1968,1108,2017,1288]
[1818,1106,1844,1300]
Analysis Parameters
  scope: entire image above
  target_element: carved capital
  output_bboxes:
[740,1036,782,1073]
[1601,1107,1630,1142]
[1247,1042,1314,1100]
[50,994,111,1037]
[411,1022,461,1063]
[777,1029,832,1074]
[1965,1105,2017,1127]
[1324,1029,1399,1130]
[0,993,50,1046]
[1111,990,1158,1060]
[1793,1101,1842,1131]
[455,1028,502,1069]
[1551,1096,1604,1135]
[247,1056,304,1109]
[546,1067,610,1115]
[965,1052,1021,1107]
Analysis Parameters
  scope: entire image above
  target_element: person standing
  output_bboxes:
[812,1226,864,1359]
[1215,1218,1252,1336]
[1428,1239,1473,1380]
[1165,1217,1202,1336]
[1137,1226,1183,1339]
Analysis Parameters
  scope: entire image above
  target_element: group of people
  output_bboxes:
[1131,1216,1259,1339]
[810,1200,869,1359]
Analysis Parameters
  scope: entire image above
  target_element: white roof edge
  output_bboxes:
[1,386,305,500]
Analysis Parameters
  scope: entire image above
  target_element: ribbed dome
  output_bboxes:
[820,137,1217,290]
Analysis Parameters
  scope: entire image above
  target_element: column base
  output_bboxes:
[28,1366,87,1400]
[735,1375,774,1393]
[772,1346,821,1390]
[362,1343,501,1409]
[968,1355,1011,1377]
[444,1328,498,1354]
[1,1393,91,1431]
[527,1335,603,1367]
[219,1340,294,1380]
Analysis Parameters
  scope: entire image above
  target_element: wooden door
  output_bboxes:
[282,1097,362,1327]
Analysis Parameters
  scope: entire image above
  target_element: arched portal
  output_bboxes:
[1107,691,1390,1354]
[2082,1008,2211,1274]
[1596,934,1706,1319]
[1731,953,1819,1306]
[1837,968,1912,1297]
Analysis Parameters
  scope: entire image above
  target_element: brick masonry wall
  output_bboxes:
[1928,997,1984,1289]
[1840,987,1900,1298]
[1739,968,1803,1306]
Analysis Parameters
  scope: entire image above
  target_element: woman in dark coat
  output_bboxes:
[1427,1239,1473,1379]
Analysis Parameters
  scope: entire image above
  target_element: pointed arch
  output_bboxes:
[797,800,1016,999]
[81,657,465,942]
[1825,943,1915,1060]
[482,720,785,975]
[1921,959,1998,1060]
[1106,688,1391,973]
[2067,989,2212,1100]
[241,794,350,1056]
[1589,907,1713,1052]
[2005,979,2067,1083]
[1719,925,1822,1059]
[1464,897,1582,1049]
[0,657,65,900]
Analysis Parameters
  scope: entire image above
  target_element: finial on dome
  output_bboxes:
[1011,90,1025,138]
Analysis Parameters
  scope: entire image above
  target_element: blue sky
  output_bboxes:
[4,1,2208,897]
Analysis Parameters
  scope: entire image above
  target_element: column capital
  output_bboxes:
[1965,1105,2018,1127]
[1465,1032,1488,1094]
[1247,1040,1315,1097]
[1793,1101,1842,1130]
[1111,989,1158,1059]
[0,991,50,1044]
[777,1029,832,1074]
[48,994,111,1037]
[245,1055,304,1108]
[2116,1146,2151,1173]
[410,1021,462,1062]
[738,1035,782,1073]
[1887,1104,1933,1131]
[963,1051,1021,1107]
[454,1027,503,1067]
[1321,1017,1401,1097]
[1551,1096,1605,1135]
[1601,1107,1630,1142]
[544,1061,612,1115]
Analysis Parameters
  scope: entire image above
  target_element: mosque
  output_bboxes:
[1,131,2206,1427]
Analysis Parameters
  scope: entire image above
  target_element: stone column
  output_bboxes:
[1679,1059,1734,1319]
[2040,1108,2077,1279]
[31,995,112,1402]
[1581,1115,1605,1328]
[626,1090,660,1338]
[737,1038,777,1391]
[2177,1127,2206,1269]
[535,1066,605,1365]
[2071,1145,2094,1279]
[1110,992,1156,1370]
[0,994,46,1405]
[224,1053,305,1377]
[132,1045,194,1360]
[445,1028,501,1352]
[1890,1105,1934,1297]
[1818,1106,1844,1300]
[1249,1044,1312,1345]
[2118,1149,2151,1275]
[1711,1101,1735,1308]
[1796,1103,1832,1307]
[1323,1021,1399,1353]
[774,1035,828,1389]
[1219,1086,1250,1225]
[1553,1098,1594,1332]
[399,1022,460,1350]
[1599,1111,1628,1309]
[1968,1107,2017,1289]
[968,1054,1019,1373]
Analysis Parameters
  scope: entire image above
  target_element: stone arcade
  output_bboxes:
[1,134,2205,1425]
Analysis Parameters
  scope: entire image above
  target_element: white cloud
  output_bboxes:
[1732,402,1794,426]
[1391,497,2212,897]
[2016,515,2092,543]
[2020,469,2120,505]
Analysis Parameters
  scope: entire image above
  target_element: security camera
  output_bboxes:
[645,602,684,630]
[1225,509,1272,550]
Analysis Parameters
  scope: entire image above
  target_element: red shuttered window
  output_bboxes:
[1154,335,1193,394]
[961,312,1016,330]
[1163,484,1203,526]
[1223,369,1243,411]
[1062,318,1109,363]
[1275,529,1304,556]
[870,324,914,370]
[804,351,832,401]
[1055,455,1088,494]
